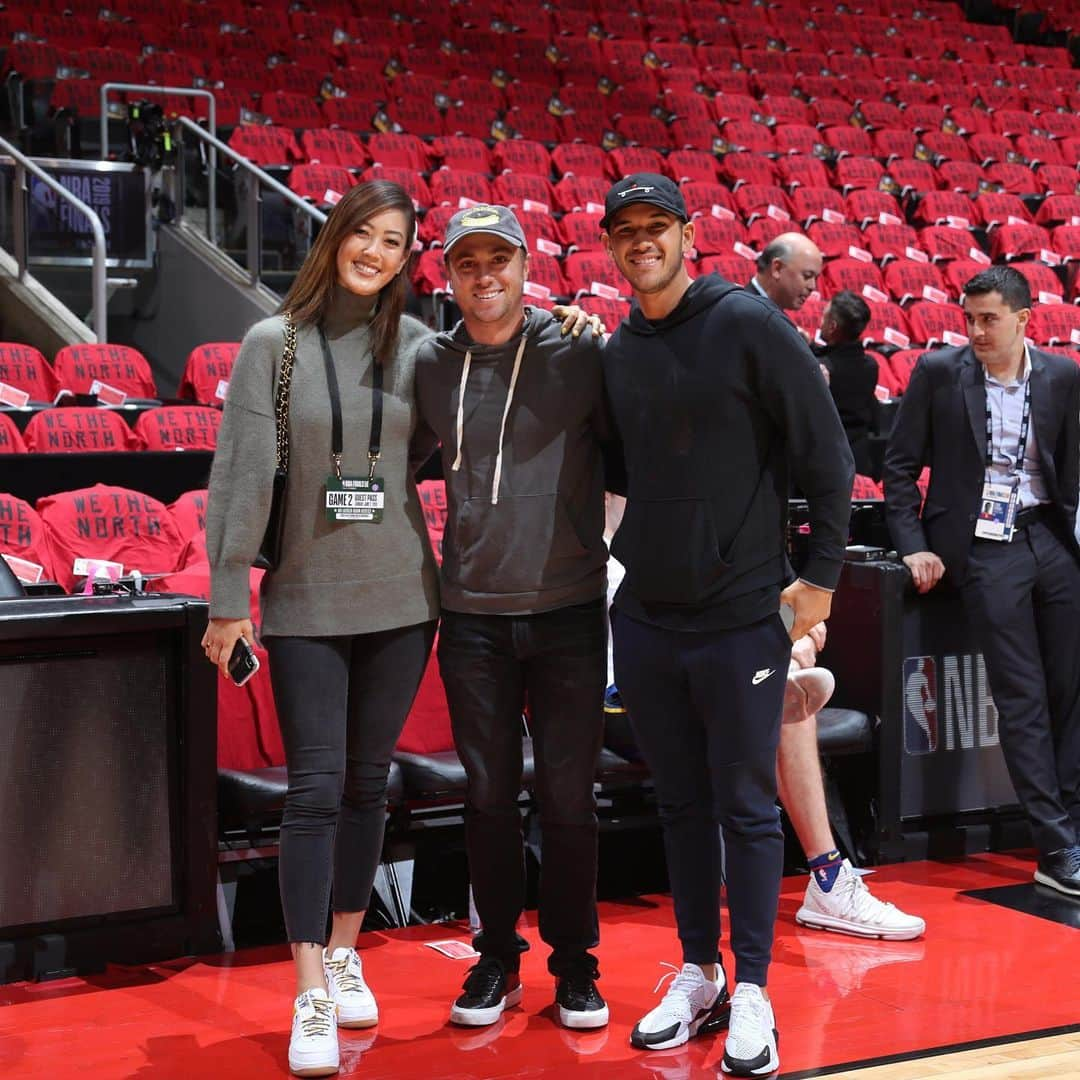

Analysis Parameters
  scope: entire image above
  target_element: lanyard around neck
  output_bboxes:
[318,327,383,481]
[984,370,1031,477]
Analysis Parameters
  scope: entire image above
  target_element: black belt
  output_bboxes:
[1014,504,1050,531]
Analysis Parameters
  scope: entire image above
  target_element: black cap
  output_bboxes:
[600,173,689,230]
[443,204,528,254]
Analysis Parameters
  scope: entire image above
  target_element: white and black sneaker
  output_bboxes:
[449,956,522,1027]
[631,962,730,1051]
[721,983,779,1077]
[555,957,609,1029]
[323,946,378,1028]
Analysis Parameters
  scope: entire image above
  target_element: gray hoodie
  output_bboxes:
[413,308,608,615]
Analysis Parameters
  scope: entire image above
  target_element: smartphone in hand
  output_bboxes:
[227,637,260,687]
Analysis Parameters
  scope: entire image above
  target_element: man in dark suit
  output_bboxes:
[747,232,823,313]
[816,290,879,478]
[883,266,1080,896]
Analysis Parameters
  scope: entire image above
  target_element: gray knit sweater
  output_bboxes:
[206,288,440,636]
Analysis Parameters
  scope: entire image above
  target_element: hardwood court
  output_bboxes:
[1,852,1077,1079]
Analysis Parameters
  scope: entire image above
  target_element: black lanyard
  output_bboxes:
[318,327,382,481]
[984,370,1031,478]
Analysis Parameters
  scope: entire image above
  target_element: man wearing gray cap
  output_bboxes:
[413,205,612,1032]
[600,173,854,1076]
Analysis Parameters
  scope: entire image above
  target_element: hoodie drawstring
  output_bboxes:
[449,336,527,506]
[450,349,472,473]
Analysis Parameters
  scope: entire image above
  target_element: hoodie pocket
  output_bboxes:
[612,498,731,605]
[444,493,593,595]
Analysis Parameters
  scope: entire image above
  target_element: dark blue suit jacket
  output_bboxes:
[882,344,1080,583]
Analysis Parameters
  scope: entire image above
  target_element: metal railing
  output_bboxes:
[99,82,218,245]
[173,116,326,286]
[0,135,108,341]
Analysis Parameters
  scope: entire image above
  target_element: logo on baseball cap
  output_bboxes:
[600,173,689,230]
[443,204,528,254]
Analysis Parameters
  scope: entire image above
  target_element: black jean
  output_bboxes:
[612,609,790,987]
[963,521,1080,855]
[437,600,606,977]
[266,621,436,944]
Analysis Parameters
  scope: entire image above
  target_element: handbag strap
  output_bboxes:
[275,310,297,472]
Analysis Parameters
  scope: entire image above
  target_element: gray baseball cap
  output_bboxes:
[443,204,528,254]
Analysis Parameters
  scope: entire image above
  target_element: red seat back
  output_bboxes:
[0,343,58,403]
[134,405,221,451]
[53,343,157,399]
[23,408,142,452]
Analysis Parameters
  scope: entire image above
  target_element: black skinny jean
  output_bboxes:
[266,621,436,945]
[437,600,606,977]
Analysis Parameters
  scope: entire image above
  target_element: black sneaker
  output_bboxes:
[450,957,522,1027]
[555,959,610,1030]
[1034,846,1080,897]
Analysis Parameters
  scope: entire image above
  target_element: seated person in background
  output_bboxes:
[815,291,879,478]
[784,621,924,940]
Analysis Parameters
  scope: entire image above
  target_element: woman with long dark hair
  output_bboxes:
[203,180,439,1077]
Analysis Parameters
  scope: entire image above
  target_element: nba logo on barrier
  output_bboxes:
[903,656,938,755]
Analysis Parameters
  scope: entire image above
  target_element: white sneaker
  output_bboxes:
[630,962,730,1051]
[323,947,379,1028]
[796,860,926,941]
[721,983,778,1076]
[288,988,339,1077]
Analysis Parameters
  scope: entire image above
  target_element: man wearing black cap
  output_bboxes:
[413,205,612,1033]
[599,174,854,1076]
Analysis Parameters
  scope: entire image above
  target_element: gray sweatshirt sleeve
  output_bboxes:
[206,317,282,620]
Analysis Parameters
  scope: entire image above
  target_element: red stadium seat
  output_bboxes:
[0,343,58,403]
[975,192,1034,228]
[886,159,940,197]
[852,475,884,500]
[368,132,430,171]
[942,258,996,298]
[733,184,792,220]
[988,162,1041,196]
[873,129,918,161]
[823,125,873,158]
[491,173,553,211]
[835,157,886,193]
[432,135,492,174]
[0,414,27,453]
[1051,225,1080,262]
[719,152,777,190]
[37,484,185,592]
[262,91,323,130]
[789,187,846,225]
[807,222,863,260]
[1012,262,1065,302]
[773,124,826,157]
[492,139,551,179]
[693,216,749,256]
[429,170,494,208]
[412,249,447,295]
[819,258,885,300]
[578,295,630,330]
[0,493,60,586]
[361,165,432,208]
[906,300,968,347]
[988,223,1052,262]
[134,406,222,451]
[178,342,239,406]
[525,251,566,300]
[1035,195,1080,228]
[862,303,914,350]
[863,223,921,263]
[300,129,367,169]
[883,260,948,305]
[1028,305,1080,347]
[681,182,737,217]
[551,143,608,179]
[887,349,927,393]
[775,156,830,191]
[288,164,356,206]
[559,211,605,253]
[666,150,719,184]
[846,192,902,228]
[938,161,988,193]
[919,225,982,263]
[22,408,143,453]
[169,490,209,544]
[53,343,157,400]
[228,125,304,166]
[563,252,623,299]
[1033,167,1080,197]
[698,254,758,284]
[911,191,978,228]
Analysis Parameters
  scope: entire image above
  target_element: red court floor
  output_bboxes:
[1,853,1078,1079]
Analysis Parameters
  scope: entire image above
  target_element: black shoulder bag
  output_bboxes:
[254,310,297,570]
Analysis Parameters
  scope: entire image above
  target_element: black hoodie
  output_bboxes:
[603,274,854,631]
[414,308,609,615]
